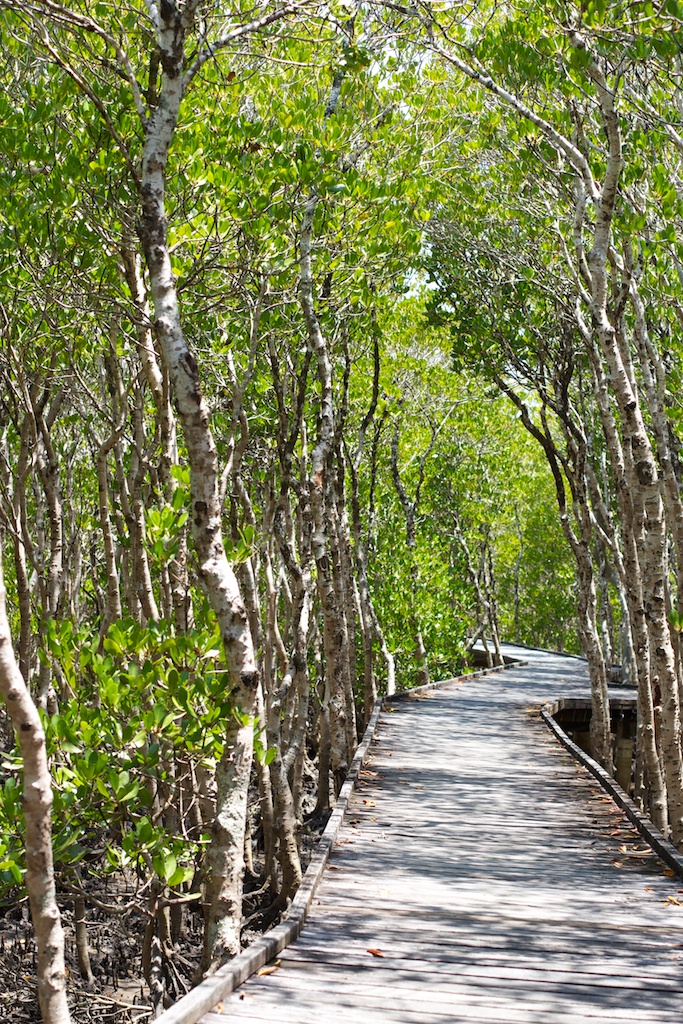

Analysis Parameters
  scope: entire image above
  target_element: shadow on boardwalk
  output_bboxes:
[202,645,683,1024]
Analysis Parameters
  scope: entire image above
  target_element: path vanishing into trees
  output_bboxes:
[195,645,683,1024]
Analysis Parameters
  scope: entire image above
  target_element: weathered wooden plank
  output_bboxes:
[201,972,683,1023]
[267,951,683,994]
[202,1009,681,1024]
[292,920,681,958]
[279,943,680,985]
[307,895,683,935]
[194,646,683,1024]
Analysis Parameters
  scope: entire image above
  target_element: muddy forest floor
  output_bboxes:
[0,801,328,1023]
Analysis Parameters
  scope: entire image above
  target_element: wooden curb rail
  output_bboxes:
[542,700,683,880]
[155,659,523,1024]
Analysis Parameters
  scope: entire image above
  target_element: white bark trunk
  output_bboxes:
[135,8,260,964]
[0,553,70,1024]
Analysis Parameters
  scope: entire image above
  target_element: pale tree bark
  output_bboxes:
[366,412,396,695]
[130,3,302,965]
[498,379,613,771]
[295,33,368,794]
[586,349,667,828]
[10,368,64,712]
[390,410,436,688]
[628,267,683,677]
[346,324,386,720]
[298,189,354,794]
[0,549,71,1024]
[95,424,124,634]
[103,347,160,625]
[577,56,683,841]
[452,513,502,667]
[267,338,315,883]
[0,417,33,683]
[423,5,678,825]
[513,506,523,645]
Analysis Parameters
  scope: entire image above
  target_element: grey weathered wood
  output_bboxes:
[153,698,386,1024]
[156,661,516,1024]
[192,647,683,1023]
[542,702,683,878]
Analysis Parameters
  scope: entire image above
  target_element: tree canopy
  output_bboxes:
[3,2,683,1020]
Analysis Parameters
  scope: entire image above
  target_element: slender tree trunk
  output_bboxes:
[299,193,352,793]
[134,10,260,965]
[390,418,431,687]
[96,429,123,634]
[0,551,70,1024]
[588,356,668,830]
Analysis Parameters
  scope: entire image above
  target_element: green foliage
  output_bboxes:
[0,615,243,897]
[366,296,579,678]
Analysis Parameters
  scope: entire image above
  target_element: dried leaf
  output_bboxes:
[664,869,676,877]
[367,948,384,957]
[363,799,377,806]
[667,896,682,906]
[612,860,623,868]
[257,964,280,977]
[619,844,652,856]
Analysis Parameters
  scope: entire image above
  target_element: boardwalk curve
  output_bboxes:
[195,646,683,1023]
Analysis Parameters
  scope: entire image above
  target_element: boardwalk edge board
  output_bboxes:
[541,702,683,879]
[155,658,524,1024]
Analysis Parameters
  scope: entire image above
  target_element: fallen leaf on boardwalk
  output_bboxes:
[645,887,653,892]
[363,799,376,806]
[216,1005,223,1014]
[367,948,384,957]
[611,860,624,868]
[666,896,682,906]
[664,869,676,877]
[257,964,280,977]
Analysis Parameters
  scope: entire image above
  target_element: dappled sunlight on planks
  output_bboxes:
[200,645,683,1023]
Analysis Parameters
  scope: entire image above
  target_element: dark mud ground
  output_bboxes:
[0,813,329,1023]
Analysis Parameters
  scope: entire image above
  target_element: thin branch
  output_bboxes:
[10,0,149,126]
[183,3,309,90]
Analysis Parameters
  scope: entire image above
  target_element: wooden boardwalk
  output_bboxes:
[201,646,683,1023]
